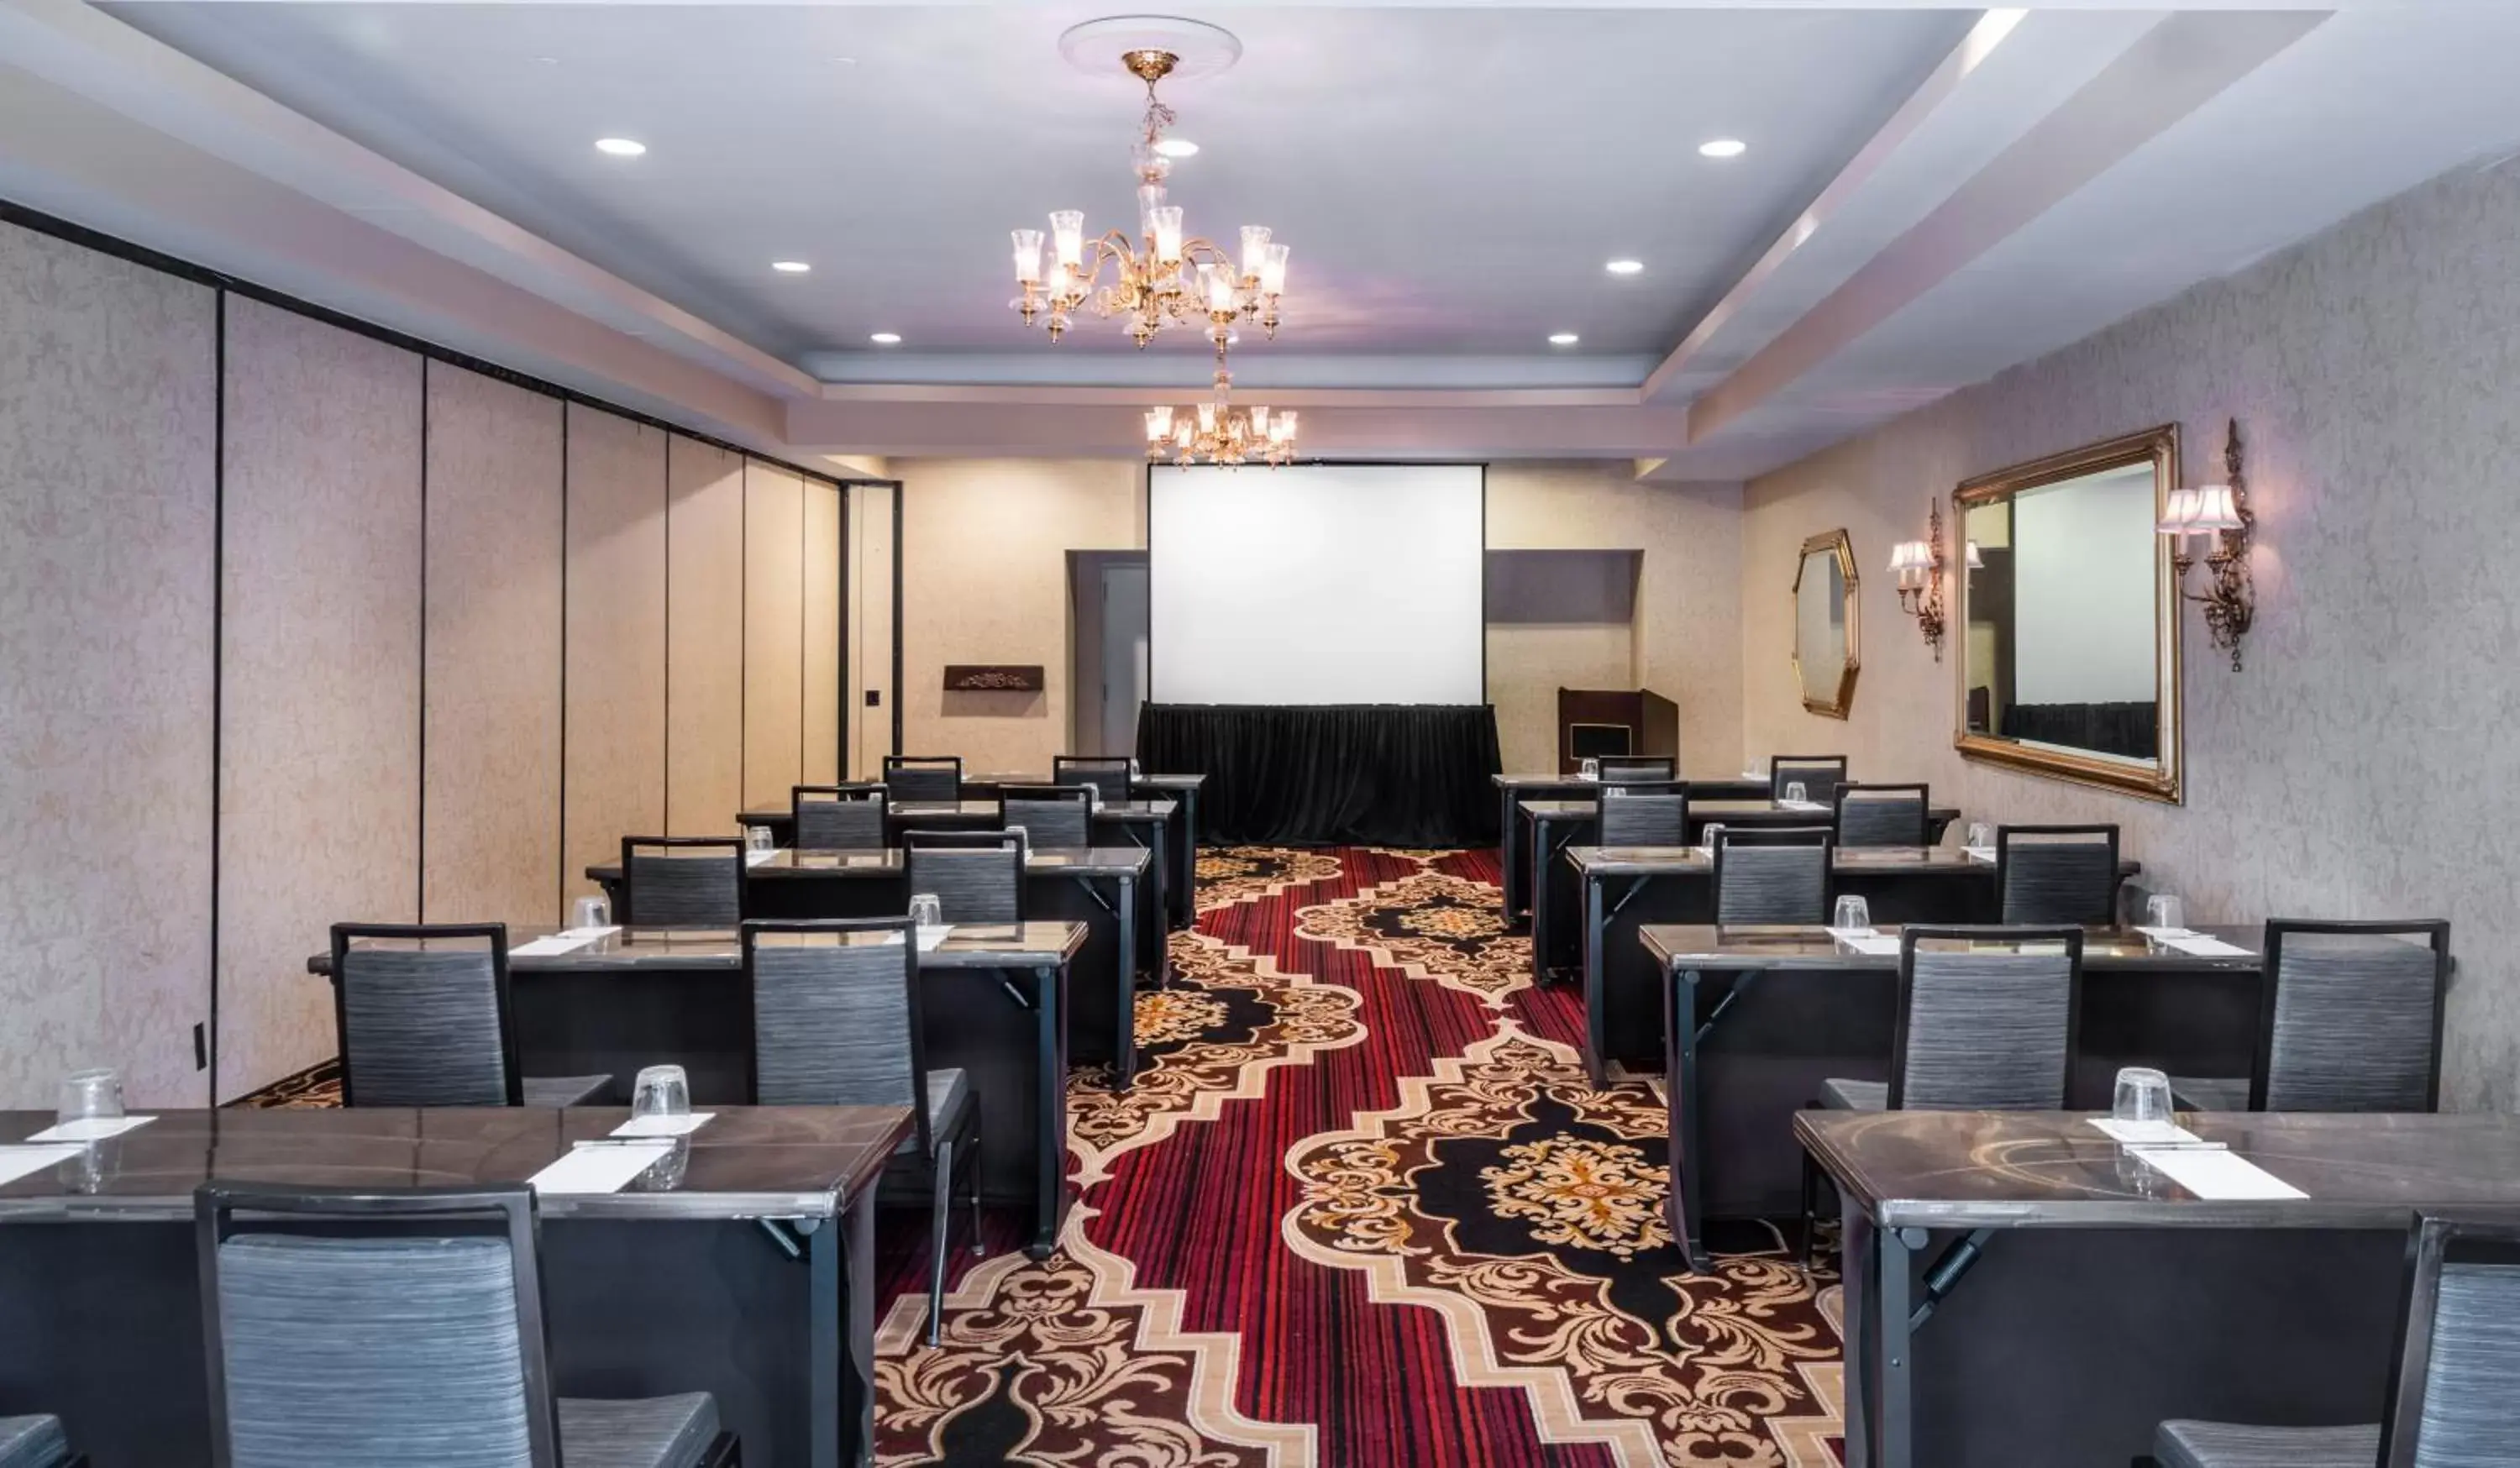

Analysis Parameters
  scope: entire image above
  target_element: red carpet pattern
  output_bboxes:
[878,847,1845,1466]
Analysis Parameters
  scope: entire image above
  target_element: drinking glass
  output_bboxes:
[1579,758,1599,780]
[909,893,944,930]
[1966,822,1993,852]
[630,1064,690,1120]
[1784,782,1809,804]
[570,894,611,931]
[2145,894,2187,932]
[1833,895,1872,932]
[746,825,774,853]
[2113,1067,2175,1127]
[57,1068,123,1128]
[1699,823,1725,854]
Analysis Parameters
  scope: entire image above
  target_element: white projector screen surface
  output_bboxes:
[1150,464,1485,705]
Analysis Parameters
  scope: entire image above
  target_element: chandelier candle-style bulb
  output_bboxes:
[1151,206,1185,265]
[1241,226,1273,280]
[1262,243,1289,296]
[1145,406,1173,441]
[1012,228,1044,286]
[1051,211,1086,270]
[1249,405,1269,435]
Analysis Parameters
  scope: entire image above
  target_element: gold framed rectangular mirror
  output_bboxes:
[1954,425,2182,802]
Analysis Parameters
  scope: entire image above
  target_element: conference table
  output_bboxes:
[310,921,1084,1257]
[1807,1109,2520,1468]
[587,846,1157,1077]
[1641,923,2264,1271]
[738,792,1187,933]
[0,1104,907,1468]
[1493,773,1771,924]
[1566,845,2142,1080]
[961,773,1202,930]
[1524,796,1962,978]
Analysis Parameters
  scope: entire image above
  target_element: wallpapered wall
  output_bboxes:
[1741,157,2520,1109]
[0,217,847,1105]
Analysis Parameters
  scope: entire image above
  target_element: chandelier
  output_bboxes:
[1007,48,1289,350]
[1145,370,1298,467]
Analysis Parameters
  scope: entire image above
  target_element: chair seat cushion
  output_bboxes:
[2169,1075,2250,1113]
[0,1415,68,1468]
[893,1067,973,1158]
[2155,1419,2381,1468]
[1819,1077,1887,1112]
[524,1073,617,1108]
[558,1392,721,1468]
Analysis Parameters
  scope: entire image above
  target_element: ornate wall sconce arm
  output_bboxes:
[1888,501,1959,661]
[2157,418,2257,671]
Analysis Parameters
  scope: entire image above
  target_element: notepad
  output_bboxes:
[1835,933,1903,957]
[512,932,601,957]
[0,1144,87,1188]
[25,1115,155,1143]
[745,848,781,868]
[1963,846,1997,864]
[2163,935,2253,958]
[881,926,955,952]
[529,1141,675,1195]
[2129,1145,2304,1200]
[610,1112,715,1139]
[1777,799,1829,813]
[2088,1117,2223,1149]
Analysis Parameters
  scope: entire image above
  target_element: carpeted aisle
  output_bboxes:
[873,848,1845,1467]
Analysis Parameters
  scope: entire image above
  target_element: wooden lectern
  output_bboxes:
[1555,687,1680,773]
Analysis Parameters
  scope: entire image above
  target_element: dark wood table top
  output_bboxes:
[739,799,1176,826]
[966,770,1204,791]
[1520,796,1962,823]
[0,1104,911,1222]
[586,847,1152,883]
[1641,923,2264,971]
[309,922,1091,976]
[1570,845,2141,878]
[1798,1109,2520,1231]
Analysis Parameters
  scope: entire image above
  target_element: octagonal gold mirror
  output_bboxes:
[1793,529,1859,718]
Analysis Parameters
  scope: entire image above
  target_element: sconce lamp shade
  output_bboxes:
[2187,484,2245,532]
[1964,539,1985,570]
[2156,487,2202,536]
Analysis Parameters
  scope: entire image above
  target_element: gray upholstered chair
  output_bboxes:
[1053,755,1134,804]
[0,1416,73,1468]
[2170,919,2452,1114]
[1597,784,1689,847]
[1994,824,2119,925]
[619,836,743,927]
[1835,782,1929,848]
[744,917,980,1347]
[1597,755,1676,783]
[1713,826,1834,926]
[883,755,963,804]
[904,830,1025,926]
[329,924,612,1109]
[2145,1213,2520,1468]
[195,1182,737,1468]
[999,784,1094,850]
[1770,755,1848,804]
[790,784,886,852]
[1802,925,2084,1265]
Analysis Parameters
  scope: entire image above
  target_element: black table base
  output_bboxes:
[1137,703,1500,847]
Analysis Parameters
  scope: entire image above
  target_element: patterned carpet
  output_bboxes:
[870,847,1845,1467]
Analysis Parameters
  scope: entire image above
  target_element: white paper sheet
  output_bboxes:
[1835,933,1903,957]
[745,848,781,868]
[1963,846,1997,864]
[610,1113,715,1139]
[2134,925,2199,941]
[1777,799,1829,813]
[2129,1146,2304,1200]
[24,1115,155,1143]
[529,1141,675,1195]
[1824,925,1880,942]
[2088,1118,2222,1149]
[0,1143,88,1186]
[2165,935,2254,958]
[560,925,621,940]
[917,925,953,952]
[512,932,600,957]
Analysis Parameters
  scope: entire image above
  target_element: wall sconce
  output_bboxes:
[1888,501,1973,661]
[2156,417,2255,670]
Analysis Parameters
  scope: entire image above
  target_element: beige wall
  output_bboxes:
[1740,157,2520,1109]
[0,218,849,1104]
[897,459,1145,773]
[666,438,744,835]
[0,223,217,1109]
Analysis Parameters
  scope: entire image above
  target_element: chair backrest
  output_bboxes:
[1995,825,2118,925]
[2255,920,2452,1113]
[330,924,518,1108]
[1598,786,1689,847]
[1836,782,1929,848]
[620,836,743,926]
[791,784,887,852]
[1713,826,1833,925]
[1000,784,1093,850]
[1053,755,1134,803]
[1772,755,1848,802]
[2381,1214,2520,1468]
[1890,926,2083,1109]
[884,755,963,803]
[742,917,935,1156]
[906,831,1024,925]
[196,1182,559,1468]
[1597,755,1675,783]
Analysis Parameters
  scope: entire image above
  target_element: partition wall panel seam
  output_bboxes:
[417,357,429,919]
[207,287,226,1107]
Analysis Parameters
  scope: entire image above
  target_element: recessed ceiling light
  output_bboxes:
[869,332,902,345]
[535,55,559,66]
[1698,138,1747,159]
[1605,259,1645,275]
[1548,332,1580,347]
[594,137,647,157]
[1153,138,1200,159]
[830,56,858,66]
[771,260,811,274]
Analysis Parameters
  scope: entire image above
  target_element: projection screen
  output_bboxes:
[1148,463,1485,705]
